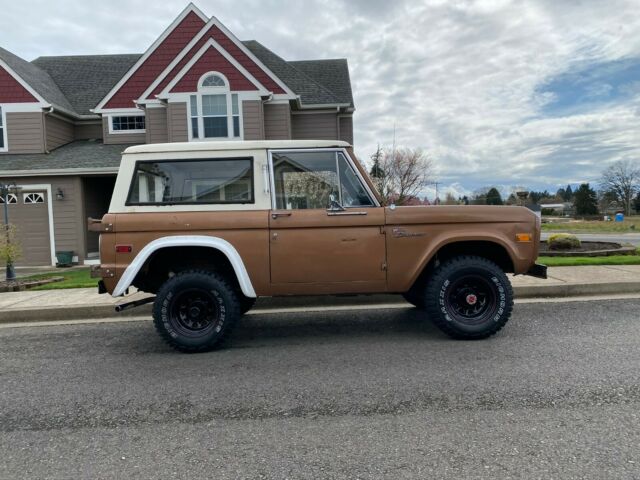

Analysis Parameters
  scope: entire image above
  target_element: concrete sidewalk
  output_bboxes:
[1,265,639,323]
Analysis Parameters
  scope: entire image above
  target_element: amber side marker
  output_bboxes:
[515,233,533,242]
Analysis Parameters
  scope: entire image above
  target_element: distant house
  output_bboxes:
[0,3,354,266]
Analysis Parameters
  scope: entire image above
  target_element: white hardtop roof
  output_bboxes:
[123,140,351,155]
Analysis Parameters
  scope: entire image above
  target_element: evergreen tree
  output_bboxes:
[564,185,573,201]
[574,183,599,215]
[634,191,640,213]
[486,187,504,205]
[369,145,384,179]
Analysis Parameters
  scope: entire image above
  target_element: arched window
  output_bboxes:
[189,72,241,140]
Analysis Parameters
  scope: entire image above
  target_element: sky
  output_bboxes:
[2,0,640,201]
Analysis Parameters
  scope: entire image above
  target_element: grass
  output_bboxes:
[26,268,98,290]
[541,216,640,233]
[538,248,640,267]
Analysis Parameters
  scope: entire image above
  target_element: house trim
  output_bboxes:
[106,113,147,135]
[0,168,119,177]
[138,16,297,104]
[0,106,7,152]
[92,3,208,113]
[159,38,270,97]
[0,59,49,107]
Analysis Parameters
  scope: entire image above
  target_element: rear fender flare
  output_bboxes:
[112,235,256,298]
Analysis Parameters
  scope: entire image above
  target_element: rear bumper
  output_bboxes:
[526,263,548,279]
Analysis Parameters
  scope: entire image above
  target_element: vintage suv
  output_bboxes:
[89,140,546,352]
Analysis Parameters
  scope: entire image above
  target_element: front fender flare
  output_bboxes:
[112,235,257,298]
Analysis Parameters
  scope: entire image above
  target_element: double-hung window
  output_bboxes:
[189,73,241,141]
[0,106,6,152]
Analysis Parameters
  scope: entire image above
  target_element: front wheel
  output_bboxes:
[424,256,513,339]
[153,270,241,352]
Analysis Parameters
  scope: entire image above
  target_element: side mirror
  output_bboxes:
[327,193,345,212]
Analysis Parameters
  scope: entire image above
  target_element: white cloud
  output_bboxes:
[2,0,640,192]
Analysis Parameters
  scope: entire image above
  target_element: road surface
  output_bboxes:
[1,299,639,478]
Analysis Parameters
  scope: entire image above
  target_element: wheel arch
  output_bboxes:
[407,236,517,292]
[112,235,256,298]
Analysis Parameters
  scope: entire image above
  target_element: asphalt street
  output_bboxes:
[1,299,640,479]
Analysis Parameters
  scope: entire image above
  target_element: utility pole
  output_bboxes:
[0,182,18,281]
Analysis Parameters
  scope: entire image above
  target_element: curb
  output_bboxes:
[1,282,640,325]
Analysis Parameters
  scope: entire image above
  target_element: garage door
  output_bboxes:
[1,191,52,266]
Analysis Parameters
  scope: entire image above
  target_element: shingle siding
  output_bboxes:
[45,115,74,151]
[291,112,338,140]
[264,104,291,140]
[102,117,145,145]
[242,100,264,140]
[4,112,44,154]
[167,102,188,142]
[146,107,169,144]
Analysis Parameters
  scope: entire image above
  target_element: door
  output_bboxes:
[269,149,387,294]
[1,190,52,266]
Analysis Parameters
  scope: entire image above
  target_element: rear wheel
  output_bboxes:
[424,256,513,339]
[153,270,241,352]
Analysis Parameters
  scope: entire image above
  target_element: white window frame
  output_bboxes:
[188,72,243,142]
[0,106,7,152]
[23,192,45,204]
[108,114,146,134]
[0,193,17,204]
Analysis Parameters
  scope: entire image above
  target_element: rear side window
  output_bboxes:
[126,158,254,205]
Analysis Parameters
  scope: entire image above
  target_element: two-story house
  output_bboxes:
[0,3,355,266]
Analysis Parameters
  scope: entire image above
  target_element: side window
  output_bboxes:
[127,158,254,205]
[272,151,374,210]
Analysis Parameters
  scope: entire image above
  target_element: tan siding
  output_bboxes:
[146,107,169,144]
[75,122,103,140]
[102,117,146,145]
[291,112,338,140]
[242,100,264,140]
[264,104,291,140]
[167,102,188,142]
[45,115,74,151]
[4,112,44,154]
[338,115,354,145]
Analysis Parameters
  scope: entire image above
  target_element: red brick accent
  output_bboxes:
[0,67,38,102]
[104,11,206,109]
[170,47,258,92]
[152,24,285,97]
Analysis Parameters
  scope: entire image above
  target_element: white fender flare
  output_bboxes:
[112,235,257,298]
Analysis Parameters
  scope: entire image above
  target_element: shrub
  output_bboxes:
[541,208,556,216]
[548,233,581,250]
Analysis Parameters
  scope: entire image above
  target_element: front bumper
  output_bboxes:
[526,263,548,279]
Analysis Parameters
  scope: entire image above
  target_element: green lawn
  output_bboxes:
[542,217,640,233]
[538,251,640,267]
[26,268,98,290]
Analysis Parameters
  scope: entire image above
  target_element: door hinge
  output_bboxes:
[381,262,387,271]
[379,226,386,234]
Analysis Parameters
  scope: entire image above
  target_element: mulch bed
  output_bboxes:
[0,276,64,293]
[539,241,638,257]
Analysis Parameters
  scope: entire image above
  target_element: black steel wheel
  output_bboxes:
[153,270,241,352]
[424,255,513,339]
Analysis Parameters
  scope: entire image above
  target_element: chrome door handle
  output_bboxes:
[271,212,292,219]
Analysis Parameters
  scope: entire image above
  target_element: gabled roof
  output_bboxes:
[0,46,75,114]
[242,41,352,107]
[289,59,354,107]
[32,54,141,116]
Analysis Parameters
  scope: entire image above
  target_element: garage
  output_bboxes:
[1,189,52,266]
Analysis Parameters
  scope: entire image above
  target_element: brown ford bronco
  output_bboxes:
[89,140,546,352]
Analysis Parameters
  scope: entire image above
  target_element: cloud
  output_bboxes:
[2,0,640,193]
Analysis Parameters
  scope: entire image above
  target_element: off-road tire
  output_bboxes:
[424,255,513,339]
[153,270,241,352]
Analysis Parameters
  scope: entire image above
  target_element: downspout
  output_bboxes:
[43,106,55,154]
[261,93,273,140]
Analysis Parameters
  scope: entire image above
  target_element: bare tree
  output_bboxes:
[601,160,640,216]
[373,147,434,205]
